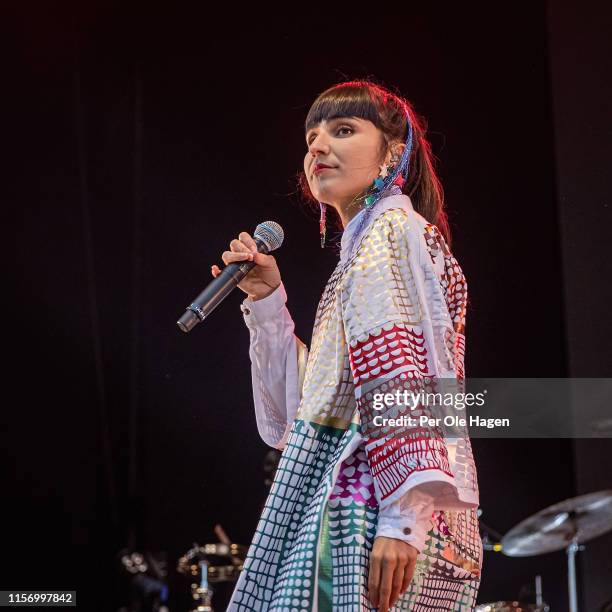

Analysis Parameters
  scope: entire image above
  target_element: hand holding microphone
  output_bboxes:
[177,221,284,333]
[211,230,281,302]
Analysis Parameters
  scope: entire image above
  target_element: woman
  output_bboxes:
[213,80,483,611]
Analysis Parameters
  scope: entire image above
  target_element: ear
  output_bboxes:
[384,142,406,165]
[392,142,406,161]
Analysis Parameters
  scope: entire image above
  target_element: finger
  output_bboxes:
[238,231,258,253]
[400,558,415,595]
[368,552,381,607]
[389,563,404,609]
[230,238,251,253]
[211,265,220,277]
[251,251,273,266]
[221,251,254,265]
[378,558,396,612]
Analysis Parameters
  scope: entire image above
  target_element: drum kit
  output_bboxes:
[476,489,612,612]
[172,490,612,611]
[175,525,247,612]
[172,453,283,610]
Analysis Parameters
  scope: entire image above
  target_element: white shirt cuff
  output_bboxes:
[376,486,435,553]
[240,282,285,326]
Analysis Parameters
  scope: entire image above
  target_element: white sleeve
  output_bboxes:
[240,282,307,450]
[375,484,435,553]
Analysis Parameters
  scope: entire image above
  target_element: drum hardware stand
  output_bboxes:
[566,534,585,612]
[190,559,213,612]
[534,575,543,609]
[479,516,504,552]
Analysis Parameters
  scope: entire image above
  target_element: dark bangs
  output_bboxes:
[304,83,383,134]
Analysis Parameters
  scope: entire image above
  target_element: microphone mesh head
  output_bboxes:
[254,221,284,252]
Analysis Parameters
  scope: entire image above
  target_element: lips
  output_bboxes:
[314,163,335,174]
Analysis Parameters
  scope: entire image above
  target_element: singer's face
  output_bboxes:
[304,116,387,225]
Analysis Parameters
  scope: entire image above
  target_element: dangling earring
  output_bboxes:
[386,155,407,189]
[390,156,406,188]
[364,158,399,207]
[378,161,393,179]
[319,202,327,248]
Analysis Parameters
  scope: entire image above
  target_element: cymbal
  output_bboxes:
[502,490,612,556]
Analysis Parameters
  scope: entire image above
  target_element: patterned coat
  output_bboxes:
[229,192,483,611]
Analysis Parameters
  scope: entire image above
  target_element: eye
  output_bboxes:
[306,123,354,145]
[336,125,354,136]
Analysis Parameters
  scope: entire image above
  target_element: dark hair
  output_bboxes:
[297,79,451,246]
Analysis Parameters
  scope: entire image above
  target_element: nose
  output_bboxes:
[308,133,330,158]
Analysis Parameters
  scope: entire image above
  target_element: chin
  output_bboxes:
[312,184,344,204]
[311,187,329,202]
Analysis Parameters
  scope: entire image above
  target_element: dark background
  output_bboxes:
[5,2,611,610]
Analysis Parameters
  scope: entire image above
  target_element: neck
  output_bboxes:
[333,184,402,228]
[330,193,368,229]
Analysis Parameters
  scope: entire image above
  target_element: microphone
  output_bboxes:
[177,221,284,333]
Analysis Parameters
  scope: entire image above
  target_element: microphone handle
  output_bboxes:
[177,237,268,332]
[194,259,256,318]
